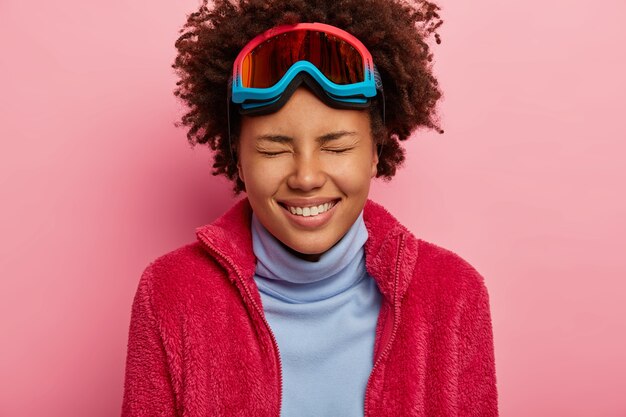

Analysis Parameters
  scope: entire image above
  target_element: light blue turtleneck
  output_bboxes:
[251,212,382,417]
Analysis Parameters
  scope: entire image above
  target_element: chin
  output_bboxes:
[286,241,329,256]
[280,235,337,258]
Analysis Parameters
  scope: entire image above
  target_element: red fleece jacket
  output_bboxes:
[121,199,498,416]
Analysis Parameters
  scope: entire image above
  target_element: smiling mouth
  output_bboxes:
[279,200,339,217]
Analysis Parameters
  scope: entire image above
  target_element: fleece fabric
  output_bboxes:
[251,211,381,417]
[121,198,499,416]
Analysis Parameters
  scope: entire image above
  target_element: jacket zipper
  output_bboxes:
[197,235,284,417]
[363,234,405,417]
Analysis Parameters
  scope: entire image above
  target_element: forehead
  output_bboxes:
[239,87,371,141]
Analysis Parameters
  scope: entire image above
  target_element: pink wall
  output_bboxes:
[1,0,624,416]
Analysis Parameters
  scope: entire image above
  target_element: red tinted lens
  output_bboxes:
[241,30,364,88]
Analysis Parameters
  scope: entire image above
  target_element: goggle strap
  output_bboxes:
[226,79,236,164]
[377,86,386,159]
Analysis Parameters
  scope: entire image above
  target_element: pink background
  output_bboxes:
[1,0,625,416]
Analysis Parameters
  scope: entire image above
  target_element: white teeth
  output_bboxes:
[285,201,336,217]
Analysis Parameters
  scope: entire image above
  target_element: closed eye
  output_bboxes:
[323,147,354,154]
[258,150,288,157]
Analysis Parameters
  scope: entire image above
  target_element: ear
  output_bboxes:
[237,158,245,184]
[370,145,379,178]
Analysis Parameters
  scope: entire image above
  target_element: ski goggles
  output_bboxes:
[229,22,383,115]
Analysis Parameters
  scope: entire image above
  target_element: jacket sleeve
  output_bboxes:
[457,271,499,416]
[121,266,178,416]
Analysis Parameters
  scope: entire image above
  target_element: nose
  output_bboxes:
[286,153,327,192]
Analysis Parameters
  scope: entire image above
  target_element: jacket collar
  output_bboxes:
[195,198,418,303]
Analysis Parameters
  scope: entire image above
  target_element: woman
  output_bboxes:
[121,0,498,416]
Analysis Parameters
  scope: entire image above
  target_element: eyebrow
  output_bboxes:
[256,130,357,145]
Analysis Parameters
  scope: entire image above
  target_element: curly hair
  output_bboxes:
[173,0,444,193]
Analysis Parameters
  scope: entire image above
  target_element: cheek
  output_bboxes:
[328,153,375,195]
[240,158,286,198]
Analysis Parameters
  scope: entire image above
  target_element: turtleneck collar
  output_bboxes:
[251,212,369,303]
